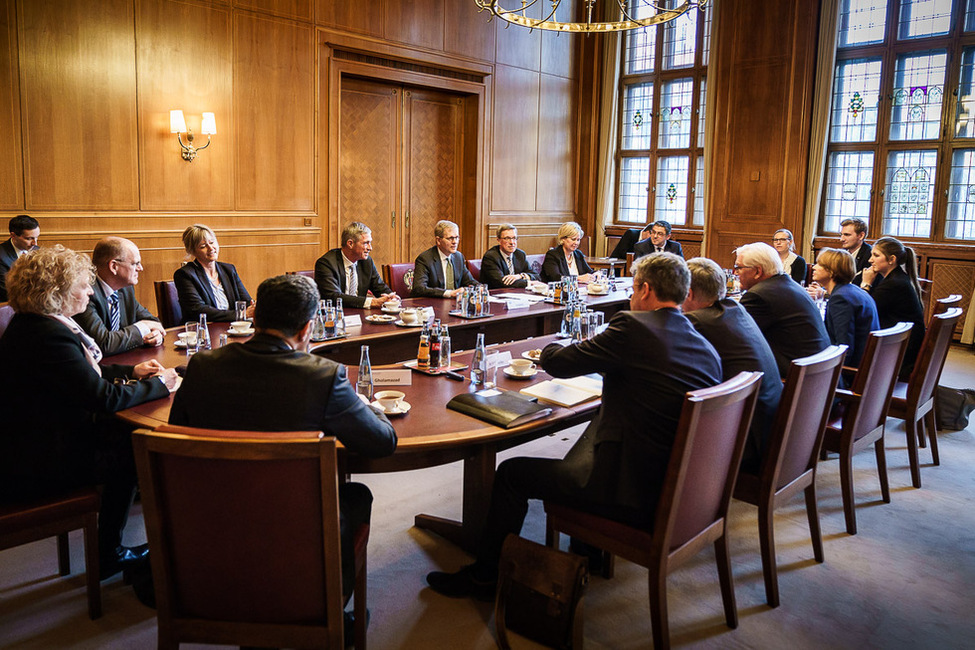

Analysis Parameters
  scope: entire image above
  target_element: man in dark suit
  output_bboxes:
[840,217,872,274]
[683,256,782,471]
[426,253,723,599]
[479,224,540,289]
[0,214,40,302]
[169,274,396,617]
[412,219,477,298]
[315,221,399,308]
[736,242,830,378]
[607,225,648,261]
[632,220,684,259]
[74,237,165,356]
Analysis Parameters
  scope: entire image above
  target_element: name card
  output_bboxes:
[343,315,362,328]
[486,351,513,368]
[373,369,412,386]
[504,299,531,311]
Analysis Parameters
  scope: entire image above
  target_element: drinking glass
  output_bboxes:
[485,351,499,388]
[235,300,248,322]
[183,321,199,356]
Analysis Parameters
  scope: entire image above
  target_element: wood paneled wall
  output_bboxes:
[0,0,585,309]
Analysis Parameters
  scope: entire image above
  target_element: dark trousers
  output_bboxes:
[339,482,372,603]
[474,417,656,577]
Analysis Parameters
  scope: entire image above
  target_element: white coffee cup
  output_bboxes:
[231,320,251,332]
[508,359,536,375]
[589,283,606,294]
[400,309,419,324]
[177,331,196,344]
[375,390,406,412]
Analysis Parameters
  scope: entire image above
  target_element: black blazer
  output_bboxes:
[869,267,925,377]
[824,283,879,369]
[479,246,539,289]
[0,313,169,500]
[0,239,37,302]
[411,246,476,298]
[608,228,643,260]
[169,333,397,458]
[686,299,784,470]
[540,248,595,283]
[739,273,831,378]
[853,244,873,273]
[540,309,722,516]
[632,238,683,260]
[783,254,807,284]
[173,259,251,322]
[73,283,159,356]
[314,248,392,308]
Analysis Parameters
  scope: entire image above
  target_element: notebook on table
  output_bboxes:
[447,388,553,429]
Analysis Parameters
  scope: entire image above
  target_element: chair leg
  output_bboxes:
[82,512,102,620]
[839,449,857,535]
[875,437,890,504]
[648,570,670,650]
[601,552,615,580]
[545,521,558,548]
[925,409,940,466]
[714,534,738,629]
[905,417,922,489]
[56,532,70,576]
[804,484,825,564]
[354,553,367,650]
[757,504,779,608]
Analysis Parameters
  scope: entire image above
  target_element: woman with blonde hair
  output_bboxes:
[0,245,178,580]
[541,221,595,283]
[173,224,254,322]
[812,247,878,368]
[772,228,807,284]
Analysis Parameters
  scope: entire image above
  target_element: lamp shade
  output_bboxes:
[201,112,216,135]
[170,110,187,134]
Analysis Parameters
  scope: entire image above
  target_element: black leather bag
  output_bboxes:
[936,386,975,431]
[495,534,588,650]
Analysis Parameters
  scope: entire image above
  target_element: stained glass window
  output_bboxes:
[693,155,705,226]
[838,0,887,47]
[898,0,951,40]
[889,50,946,141]
[823,151,875,232]
[618,157,650,223]
[884,150,936,238]
[658,78,693,149]
[622,82,654,150]
[946,149,975,240]
[830,58,882,142]
[662,0,697,70]
[956,49,975,138]
[655,156,689,225]
[697,80,707,148]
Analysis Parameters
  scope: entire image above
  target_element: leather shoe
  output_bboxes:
[426,565,496,602]
[99,543,150,581]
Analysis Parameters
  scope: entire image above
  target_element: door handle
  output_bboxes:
[391,210,396,228]
[405,211,410,229]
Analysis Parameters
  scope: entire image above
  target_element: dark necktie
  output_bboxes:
[108,292,120,331]
[445,258,455,290]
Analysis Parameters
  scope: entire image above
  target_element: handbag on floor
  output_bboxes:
[935,385,975,431]
[495,534,588,650]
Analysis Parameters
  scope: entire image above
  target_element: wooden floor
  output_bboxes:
[2,347,974,649]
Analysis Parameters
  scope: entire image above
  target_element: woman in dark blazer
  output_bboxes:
[813,247,879,368]
[772,228,807,284]
[0,245,177,578]
[860,236,926,378]
[541,221,595,283]
[174,224,253,322]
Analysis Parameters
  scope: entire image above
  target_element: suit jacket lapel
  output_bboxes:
[216,263,235,302]
[191,260,217,305]
[90,285,110,323]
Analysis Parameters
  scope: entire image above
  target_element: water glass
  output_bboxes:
[485,351,499,388]
[183,321,199,356]
[235,300,248,322]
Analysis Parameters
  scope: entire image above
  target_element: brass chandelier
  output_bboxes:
[473,0,710,33]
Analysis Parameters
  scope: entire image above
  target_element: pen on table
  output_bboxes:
[442,370,464,381]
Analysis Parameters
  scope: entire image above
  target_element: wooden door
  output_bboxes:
[338,77,466,268]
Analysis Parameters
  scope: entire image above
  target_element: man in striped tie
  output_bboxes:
[313,221,399,309]
[74,237,165,356]
[479,224,540,289]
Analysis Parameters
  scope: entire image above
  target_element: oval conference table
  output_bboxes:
[113,287,628,550]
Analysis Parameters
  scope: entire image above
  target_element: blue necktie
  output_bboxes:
[108,292,120,331]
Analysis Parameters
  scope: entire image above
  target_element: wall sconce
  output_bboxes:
[170,110,216,162]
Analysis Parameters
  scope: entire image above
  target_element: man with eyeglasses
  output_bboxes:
[479,224,540,289]
[633,220,683,260]
[734,242,829,378]
[412,219,477,298]
[74,237,165,355]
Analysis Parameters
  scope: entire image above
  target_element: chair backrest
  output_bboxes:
[625,252,634,276]
[905,308,963,410]
[0,302,13,339]
[525,254,545,277]
[132,427,344,649]
[383,263,414,296]
[846,322,913,439]
[467,259,481,282]
[656,372,763,552]
[154,280,183,328]
[763,346,847,492]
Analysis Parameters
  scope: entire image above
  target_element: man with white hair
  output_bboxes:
[735,242,830,377]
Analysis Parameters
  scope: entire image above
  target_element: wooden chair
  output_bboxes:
[821,322,912,535]
[466,259,481,283]
[0,487,102,619]
[0,301,13,338]
[383,263,414,297]
[153,280,183,328]
[733,345,847,607]
[887,308,963,488]
[525,254,545,278]
[932,294,962,317]
[625,252,634,276]
[545,372,763,650]
[133,426,367,650]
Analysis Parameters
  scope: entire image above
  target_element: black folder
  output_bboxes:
[447,389,553,429]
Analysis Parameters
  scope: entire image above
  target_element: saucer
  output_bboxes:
[227,328,255,337]
[522,350,542,362]
[587,287,608,296]
[366,314,397,323]
[174,339,189,349]
[371,399,412,415]
[504,366,537,379]
[381,305,402,314]
[394,320,424,327]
